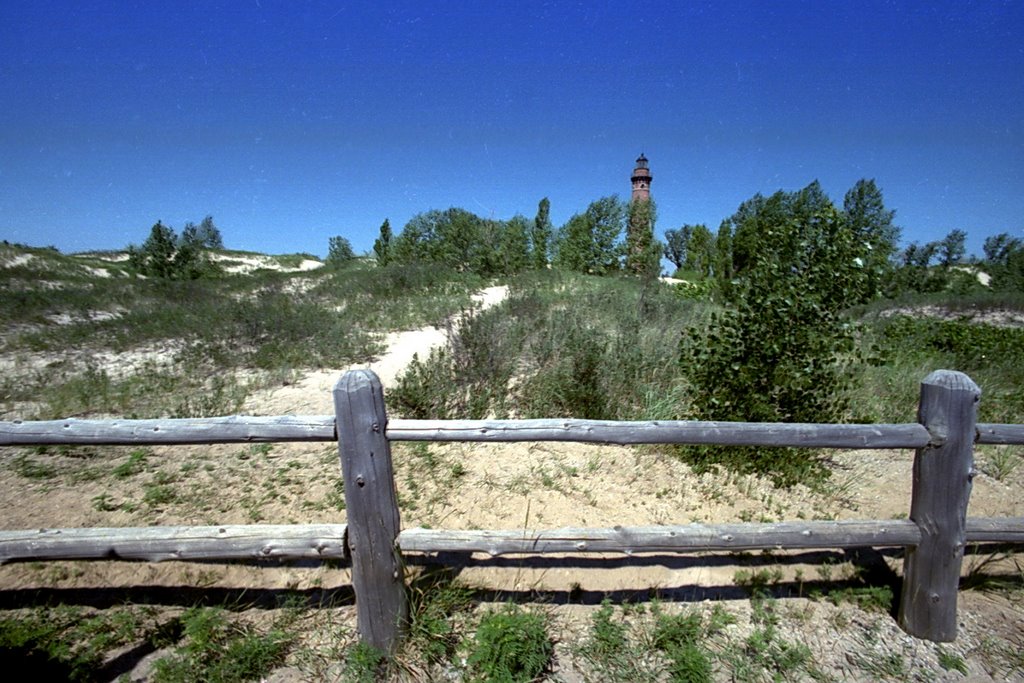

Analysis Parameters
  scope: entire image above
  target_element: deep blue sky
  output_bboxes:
[2,1,1022,259]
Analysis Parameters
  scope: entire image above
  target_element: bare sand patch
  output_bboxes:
[210,253,325,274]
[881,305,1024,328]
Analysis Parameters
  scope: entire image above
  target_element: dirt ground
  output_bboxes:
[0,283,1022,681]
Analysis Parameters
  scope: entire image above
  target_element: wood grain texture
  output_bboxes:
[335,369,406,653]
[398,520,924,555]
[0,416,336,445]
[386,419,931,448]
[899,370,981,643]
[976,423,1024,445]
[0,525,347,564]
[2,518,1016,565]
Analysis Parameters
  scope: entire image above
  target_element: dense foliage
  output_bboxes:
[679,182,868,483]
[390,207,532,277]
[128,218,223,280]
[326,235,355,266]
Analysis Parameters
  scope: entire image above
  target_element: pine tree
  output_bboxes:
[501,215,531,274]
[373,218,392,266]
[531,198,552,270]
[625,198,657,277]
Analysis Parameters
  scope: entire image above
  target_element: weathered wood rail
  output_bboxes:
[1,369,1023,650]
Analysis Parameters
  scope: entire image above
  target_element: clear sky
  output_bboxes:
[2,1,1022,259]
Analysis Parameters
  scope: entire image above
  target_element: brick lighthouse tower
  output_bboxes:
[631,153,652,201]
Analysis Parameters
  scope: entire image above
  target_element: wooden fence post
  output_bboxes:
[898,370,980,642]
[334,369,406,653]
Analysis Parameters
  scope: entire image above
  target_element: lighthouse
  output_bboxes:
[631,154,652,201]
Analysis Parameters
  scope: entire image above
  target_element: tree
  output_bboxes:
[680,182,869,484]
[663,226,691,271]
[589,196,627,274]
[983,233,1022,264]
[195,215,224,249]
[553,212,590,273]
[129,221,177,278]
[625,198,657,277]
[937,229,966,268]
[983,232,1024,291]
[553,196,627,275]
[727,193,769,276]
[373,218,392,266]
[327,236,355,266]
[128,220,216,279]
[500,215,531,275]
[894,241,947,294]
[390,207,512,276]
[531,198,552,270]
[842,179,898,301]
[902,242,935,268]
[684,224,715,278]
[714,220,734,296]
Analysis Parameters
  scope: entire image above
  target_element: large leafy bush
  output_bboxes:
[680,182,868,484]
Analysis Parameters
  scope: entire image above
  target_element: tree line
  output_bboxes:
[664,179,1023,298]
[128,216,224,279]
[367,194,660,279]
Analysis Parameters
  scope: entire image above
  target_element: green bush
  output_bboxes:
[678,183,867,486]
[465,604,552,683]
[152,607,291,683]
[651,610,713,683]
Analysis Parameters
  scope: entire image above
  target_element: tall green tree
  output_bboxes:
[128,220,216,280]
[500,215,531,275]
[625,198,657,277]
[938,229,967,268]
[983,232,1024,291]
[373,218,392,266]
[984,233,1022,263]
[714,220,733,295]
[531,198,552,270]
[553,196,627,275]
[842,179,898,301]
[327,236,355,266]
[196,215,224,249]
[684,224,715,278]
[681,182,869,484]
[663,226,691,271]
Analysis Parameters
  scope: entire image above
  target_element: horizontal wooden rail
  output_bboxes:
[387,419,932,448]
[0,416,337,446]
[977,423,1024,445]
[398,517,1024,556]
[2,418,1020,450]
[399,520,923,555]
[8,518,1015,566]
[1,417,936,449]
[0,524,348,564]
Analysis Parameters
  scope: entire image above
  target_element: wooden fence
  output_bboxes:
[1,368,1023,650]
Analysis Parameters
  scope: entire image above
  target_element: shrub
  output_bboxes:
[651,610,713,683]
[326,235,355,266]
[152,607,291,683]
[678,183,867,486]
[128,221,220,280]
[465,604,552,683]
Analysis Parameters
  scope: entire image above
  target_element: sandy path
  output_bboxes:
[244,285,509,415]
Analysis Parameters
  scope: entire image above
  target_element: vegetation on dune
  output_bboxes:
[127,216,224,280]
[389,179,1024,485]
[0,243,482,419]
[1,183,1023,680]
